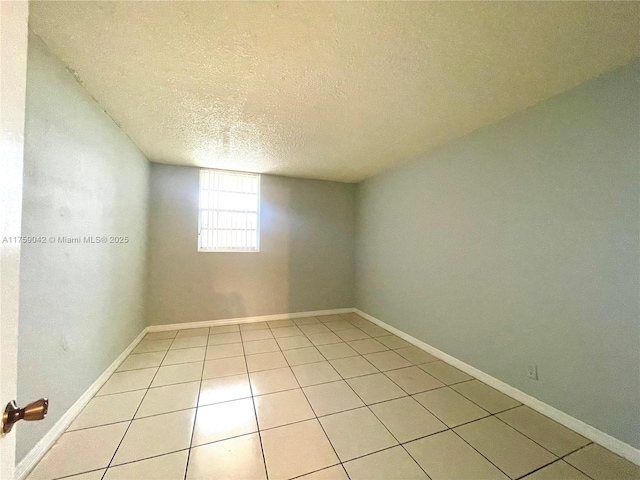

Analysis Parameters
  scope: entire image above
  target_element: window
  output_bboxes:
[198,169,260,252]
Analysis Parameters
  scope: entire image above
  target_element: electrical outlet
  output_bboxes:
[527,364,538,380]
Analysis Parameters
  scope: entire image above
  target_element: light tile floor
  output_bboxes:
[28,314,640,480]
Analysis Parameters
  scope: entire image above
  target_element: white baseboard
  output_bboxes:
[19,306,638,479]
[146,308,355,332]
[354,309,640,466]
[15,328,148,480]
[16,307,354,479]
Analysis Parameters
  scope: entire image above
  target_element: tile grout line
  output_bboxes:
[330,313,440,478]
[100,330,180,479]
[239,326,271,480]
[275,314,514,479]
[266,316,349,480]
[328,316,433,479]
[337,314,597,480]
[52,316,602,480]
[182,332,209,480]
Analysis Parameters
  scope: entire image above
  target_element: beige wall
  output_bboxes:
[17,35,150,461]
[356,61,640,448]
[147,164,356,324]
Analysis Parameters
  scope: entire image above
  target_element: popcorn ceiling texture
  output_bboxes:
[30,1,640,182]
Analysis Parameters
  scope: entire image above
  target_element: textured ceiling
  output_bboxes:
[30,1,640,183]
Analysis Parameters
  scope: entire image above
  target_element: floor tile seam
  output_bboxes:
[182,342,208,480]
[361,394,433,478]
[448,426,517,479]
[267,324,346,474]
[513,456,594,480]
[491,411,567,460]
[240,333,271,480]
[100,334,176,479]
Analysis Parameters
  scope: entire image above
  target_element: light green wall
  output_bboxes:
[147,164,356,324]
[17,35,150,461]
[356,61,640,448]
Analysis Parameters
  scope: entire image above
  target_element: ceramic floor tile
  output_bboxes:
[498,406,590,456]
[336,329,371,342]
[261,419,339,480]
[199,374,252,406]
[268,319,296,328]
[293,316,321,326]
[385,366,444,394]
[347,373,407,404]
[152,362,203,387]
[192,398,257,446]
[249,367,299,395]
[376,335,412,349]
[202,356,247,379]
[104,450,188,480]
[326,320,355,332]
[112,409,195,465]
[246,351,288,372]
[272,326,304,338]
[254,388,315,430]
[340,313,366,324]
[144,331,178,341]
[283,346,325,366]
[320,407,398,461]
[303,380,365,416]
[98,368,156,395]
[395,346,439,364]
[292,361,341,387]
[455,416,557,479]
[243,338,280,355]
[307,332,344,346]
[299,324,331,335]
[357,325,391,338]
[564,444,640,480]
[298,465,349,480]
[276,335,313,350]
[451,379,521,413]
[348,338,388,355]
[413,386,489,427]
[364,350,412,371]
[28,423,128,480]
[186,433,266,480]
[170,335,208,350]
[135,381,200,418]
[176,328,210,338]
[209,324,240,334]
[68,390,145,431]
[205,342,244,360]
[330,356,378,378]
[240,322,270,331]
[523,460,591,480]
[345,319,374,330]
[317,342,358,360]
[317,314,343,323]
[344,446,428,480]
[162,346,205,365]
[405,430,508,480]
[419,361,473,385]
[132,339,172,354]
[117,352,165,372]
[371,396,446,442]
[241,329,274,342]
[209,332,242,345]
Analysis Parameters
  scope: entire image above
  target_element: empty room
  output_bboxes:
[1,1,639,479]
